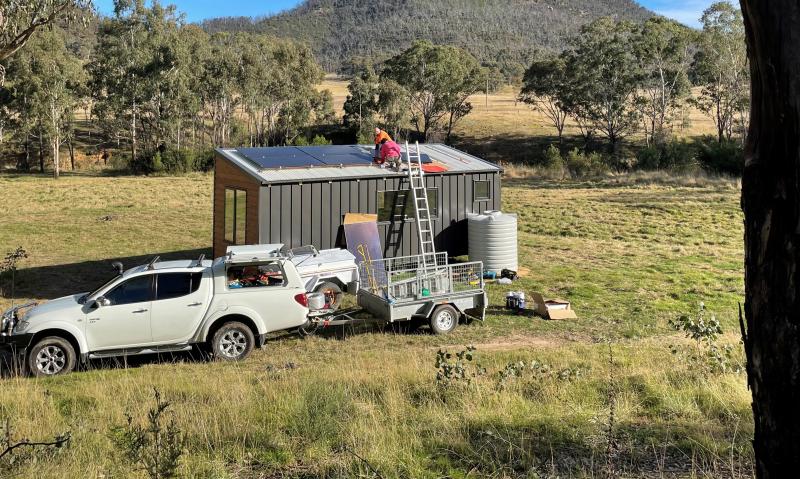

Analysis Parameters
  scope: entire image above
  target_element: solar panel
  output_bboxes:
[298,146,374,166]
[236,145,431,169]
[238,147,323,169]
[402,152,433,164]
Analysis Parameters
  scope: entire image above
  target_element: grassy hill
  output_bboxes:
[201,0,652,72]
[0,173,750,477]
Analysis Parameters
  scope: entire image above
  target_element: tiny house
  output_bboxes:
[212,144,502,259]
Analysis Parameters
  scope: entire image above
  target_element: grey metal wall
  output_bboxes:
[258,172,501,257]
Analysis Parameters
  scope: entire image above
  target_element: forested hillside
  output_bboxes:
[202,0,652,73]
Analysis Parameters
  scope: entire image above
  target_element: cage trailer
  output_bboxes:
[305,253,487,335]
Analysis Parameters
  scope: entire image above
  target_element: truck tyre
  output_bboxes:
[429,305,459,335]
[212,322,255,361]
[27,336,77,377]
[315,282,343,310]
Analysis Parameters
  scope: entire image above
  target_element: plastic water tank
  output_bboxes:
[468,211,518,273]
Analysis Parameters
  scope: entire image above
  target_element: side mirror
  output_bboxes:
[111,261,124,275]
[94,296,111,308]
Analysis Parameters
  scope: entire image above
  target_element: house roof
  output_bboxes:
[215,144,501,185]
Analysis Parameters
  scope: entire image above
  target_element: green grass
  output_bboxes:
[0,173,751,478]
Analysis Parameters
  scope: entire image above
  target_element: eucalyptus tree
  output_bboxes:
[636,17,692,146]
[5,26,83,177]
[740,0,800,475]
[0,0,91,84]
[88,0,149,164]
[383,41,485,142]
[240,35,324,146]
[342,64,380,134]
[376,79,410,140]
[519,51,570,143]
[691,1,749,143]
[200,32,244,146]
[562,17,643,152]
[89,0,195,167]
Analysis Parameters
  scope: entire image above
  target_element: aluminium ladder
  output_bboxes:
[405,141,437,273]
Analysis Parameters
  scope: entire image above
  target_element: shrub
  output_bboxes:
[131,149,215,174]
[565,148,609,178]
[111,389,184,479]
[636,145,661,170]
[636,139,698,172]
[310,134,332,145]
[496,359,585,390]
[696,137,743,175]
[296,134,332,146]
[193,149,215,172]
[435,346,483,388]
[356,129,373,145]
[668,303,743,374]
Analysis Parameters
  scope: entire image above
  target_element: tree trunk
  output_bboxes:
[131,100,137,164]
[38,133,45,173]
[68,137,75,171]
[21,134,30,171]
[740,1,800,476]
[52,134,60,180]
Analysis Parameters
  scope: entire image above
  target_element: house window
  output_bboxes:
[224,188,247,244]
[474,180,491,201]
[377,189,439,222]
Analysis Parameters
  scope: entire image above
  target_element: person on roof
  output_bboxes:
[378,138,402,170]
[374,127,392,158]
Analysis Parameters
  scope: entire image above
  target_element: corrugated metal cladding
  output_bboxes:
[258,172,501,257]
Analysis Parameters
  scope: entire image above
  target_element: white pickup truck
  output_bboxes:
[0,245,312,377]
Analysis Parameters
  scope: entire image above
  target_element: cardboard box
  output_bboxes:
[530,292,578,320]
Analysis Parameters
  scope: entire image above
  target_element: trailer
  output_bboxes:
[305,253,487,335]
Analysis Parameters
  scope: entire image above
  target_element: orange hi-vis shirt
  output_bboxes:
[374,130,392,145]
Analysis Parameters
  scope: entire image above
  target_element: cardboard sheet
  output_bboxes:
[530,292,578,320]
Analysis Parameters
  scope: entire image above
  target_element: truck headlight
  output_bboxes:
[1,312,11,335]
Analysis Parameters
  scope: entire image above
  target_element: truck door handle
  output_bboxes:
[187,302,202,307]
[132,309,148,313]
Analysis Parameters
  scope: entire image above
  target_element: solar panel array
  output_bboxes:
[238,145,432,170]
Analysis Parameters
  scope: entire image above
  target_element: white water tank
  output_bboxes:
[468,211,518,273]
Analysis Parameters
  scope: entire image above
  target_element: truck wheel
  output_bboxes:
[315,282,343,310]
[212,322,254,361]
[27,336,77,377]
[429,305,459,335]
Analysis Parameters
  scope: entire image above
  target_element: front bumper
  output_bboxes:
[0,333,34,351]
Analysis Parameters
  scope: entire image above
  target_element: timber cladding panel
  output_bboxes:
[256,172,501,257]
[212,155,261,258]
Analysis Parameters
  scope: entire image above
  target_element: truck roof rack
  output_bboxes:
[225,244,285,263]
[194,254,205,267]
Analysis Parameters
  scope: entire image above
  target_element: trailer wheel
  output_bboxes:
[315,282,343,310]
[212,322,254,361]
[27,336,77,377]
[429,305,459,335]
